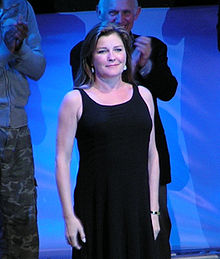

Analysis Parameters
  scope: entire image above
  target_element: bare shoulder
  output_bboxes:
[137,85,154,118]
[59,89,82,119]
[61,89,82,108]
[137,86,153,104]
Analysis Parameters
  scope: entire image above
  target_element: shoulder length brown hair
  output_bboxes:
[74,21,136,87]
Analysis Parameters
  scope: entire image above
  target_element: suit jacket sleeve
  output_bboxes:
[136,37,178,101]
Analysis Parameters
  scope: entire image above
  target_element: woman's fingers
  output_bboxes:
[65,217,86,249]
[151,214,160,240]
[79,224,86,244]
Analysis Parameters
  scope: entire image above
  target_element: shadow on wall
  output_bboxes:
[26,14,86,146]
[30,13,87,250]
[162,5,220,248]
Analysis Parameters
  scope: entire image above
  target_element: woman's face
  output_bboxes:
[92,32,126,79]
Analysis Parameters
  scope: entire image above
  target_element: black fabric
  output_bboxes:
[134,35,177,185]
[72,85,157,259]
[70,32,177,259]
[70,35,178,185]
[155,185,171,259]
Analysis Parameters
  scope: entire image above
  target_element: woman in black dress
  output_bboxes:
[56,22,160,259]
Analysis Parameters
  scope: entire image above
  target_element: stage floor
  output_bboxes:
[171,248,220,259]
[39,248,220,259]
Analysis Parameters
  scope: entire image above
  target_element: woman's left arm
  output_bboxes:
[138,85,160,240]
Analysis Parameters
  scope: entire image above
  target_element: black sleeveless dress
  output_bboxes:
[72,85,156,259]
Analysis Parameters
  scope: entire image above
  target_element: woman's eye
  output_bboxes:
[97,50,106,54]
[114,48,122,52]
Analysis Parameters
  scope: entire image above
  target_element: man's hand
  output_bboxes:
[132,36,152,69]
[4,18,28,53]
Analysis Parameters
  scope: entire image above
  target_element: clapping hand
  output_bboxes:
[4,15,28,53]
[132,36,152,69]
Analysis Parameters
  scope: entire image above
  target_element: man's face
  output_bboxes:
[98,0,141,33]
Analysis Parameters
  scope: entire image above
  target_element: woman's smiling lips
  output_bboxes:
[106,63,120,67]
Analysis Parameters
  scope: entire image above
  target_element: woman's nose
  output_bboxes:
[107,51,116,61]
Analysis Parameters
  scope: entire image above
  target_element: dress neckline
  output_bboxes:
[79,85,135,108]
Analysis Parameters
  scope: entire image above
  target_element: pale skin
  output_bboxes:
[56,33,160,250]
[97,0,152,71]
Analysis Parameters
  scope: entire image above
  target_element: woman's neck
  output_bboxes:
[92,76,125,93]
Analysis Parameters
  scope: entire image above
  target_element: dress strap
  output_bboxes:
[74,88,88,102]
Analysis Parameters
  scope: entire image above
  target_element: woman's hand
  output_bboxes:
[65,216,86,249]
[151,214,160,240]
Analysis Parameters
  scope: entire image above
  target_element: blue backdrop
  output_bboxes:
[27,5,220,252]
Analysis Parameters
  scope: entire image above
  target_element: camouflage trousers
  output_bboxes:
[0,126,39,259]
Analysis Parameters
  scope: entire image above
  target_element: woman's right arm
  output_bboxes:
[55,90,86,249]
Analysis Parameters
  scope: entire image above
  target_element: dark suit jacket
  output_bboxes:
[70,33,178,185]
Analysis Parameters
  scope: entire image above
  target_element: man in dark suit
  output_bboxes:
[70,0,177,258]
